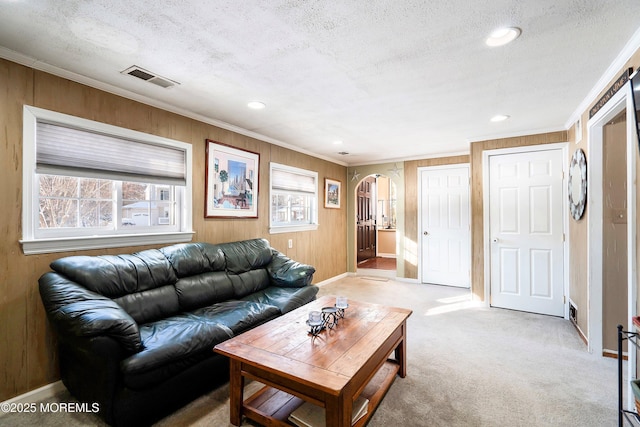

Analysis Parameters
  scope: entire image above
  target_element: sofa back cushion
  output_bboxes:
[174,271,235,312]
[229,269,271,299]
[50,250,180,324]
[50,250,178,297]
[160,243,226,277]
[48,239,276,323]
[219,239,273,274]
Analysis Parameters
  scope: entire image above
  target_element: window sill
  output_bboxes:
[269,224,318,234]
[20,231,195,255]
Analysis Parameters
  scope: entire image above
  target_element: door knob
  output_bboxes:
[423,231,429,236]
[492,238,499,243]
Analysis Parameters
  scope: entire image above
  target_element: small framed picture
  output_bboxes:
[324,178,341,209]
[205,140,259,218]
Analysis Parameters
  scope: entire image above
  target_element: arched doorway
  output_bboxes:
[355,173,397,276]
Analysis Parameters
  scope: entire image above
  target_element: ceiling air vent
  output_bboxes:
[121,65,179,89]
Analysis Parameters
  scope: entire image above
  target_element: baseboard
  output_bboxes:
[377,253,396,258]
[603,349,628,360]
[314,271,419,286]
[395,277,420,284]
[314,272,350,287]
[570,318,588,347]
[0,381,66,416]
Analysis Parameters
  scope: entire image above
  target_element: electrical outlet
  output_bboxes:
[288,239,293,249]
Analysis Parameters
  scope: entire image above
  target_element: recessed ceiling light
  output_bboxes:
[333,140,343,145]
[486,27,521,47]
[490,114,510,122]
[247,101,266,109]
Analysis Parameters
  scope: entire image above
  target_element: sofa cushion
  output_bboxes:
[241,285,319,314]
[228,269,271,299]
[160,243,226,277]
[121,314,233,389]
[114,285,180,325]
[50,249,178,298]
[192,300,280,335]
[120,301,279,389]
[174,271,235,311]
[219,238,273,274]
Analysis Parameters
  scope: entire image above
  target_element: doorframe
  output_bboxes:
[586,85,637,367]
[482,143,570,319]
[417,163,470,286]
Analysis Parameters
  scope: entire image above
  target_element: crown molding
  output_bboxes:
[565,26,640,129]
[0,47,348,167]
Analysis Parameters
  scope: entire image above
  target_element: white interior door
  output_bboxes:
[488,148,564,316]
[420,166,470,287]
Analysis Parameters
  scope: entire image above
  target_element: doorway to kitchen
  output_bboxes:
[356,174,397,278]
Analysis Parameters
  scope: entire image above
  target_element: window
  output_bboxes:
[21,106,193,254]
[269,163,318,233]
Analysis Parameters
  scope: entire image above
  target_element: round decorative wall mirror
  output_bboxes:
[568,148,587,220]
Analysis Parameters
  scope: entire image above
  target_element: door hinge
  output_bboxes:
[563,233,566,242]
[563,295,566,304]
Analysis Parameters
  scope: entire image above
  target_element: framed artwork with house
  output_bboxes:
[205,140,259,218]
[324,178,341,208]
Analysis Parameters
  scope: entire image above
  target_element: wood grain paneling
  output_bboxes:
[469,132,567,302]
[0,58,346,401]
[602,117,627,351]
[403,156,469,279]
[1,60,34,399]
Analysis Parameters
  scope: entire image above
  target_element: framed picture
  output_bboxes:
[205,140,259,218]
[324,178,341,209]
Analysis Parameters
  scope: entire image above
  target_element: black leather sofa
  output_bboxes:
[38,238,317,426]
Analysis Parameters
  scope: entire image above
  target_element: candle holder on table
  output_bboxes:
[321,306,339,329]
[306,311,324,337]
[306,297,349,337]
[335,296,349,319]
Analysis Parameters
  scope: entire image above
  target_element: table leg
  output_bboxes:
[229,359,244,426]
[396,321,408,378]
[325,393,351,427]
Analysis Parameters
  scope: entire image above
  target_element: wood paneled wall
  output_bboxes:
[469,132,568,302]
[403,156,470,279]
[0,58,347,401]
[571,49,640,343]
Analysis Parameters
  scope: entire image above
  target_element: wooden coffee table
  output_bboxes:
[214,295,412,427]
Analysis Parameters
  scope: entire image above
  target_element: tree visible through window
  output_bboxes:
[37,176,175,231]
[22,105,193,254]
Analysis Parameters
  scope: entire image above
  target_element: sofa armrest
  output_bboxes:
[39,272,142,353]
[267,250,316,288]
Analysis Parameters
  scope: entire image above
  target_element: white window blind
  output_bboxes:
[36,122,186,185]
[271,168,316,194]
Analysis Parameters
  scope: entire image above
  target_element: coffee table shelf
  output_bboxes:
[244,359,400,427]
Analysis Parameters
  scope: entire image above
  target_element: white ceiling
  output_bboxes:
[1,1,640,165]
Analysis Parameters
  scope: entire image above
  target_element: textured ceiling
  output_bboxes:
[1,1,640,165]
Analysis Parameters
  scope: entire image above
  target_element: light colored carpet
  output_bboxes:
[0,277,620,426]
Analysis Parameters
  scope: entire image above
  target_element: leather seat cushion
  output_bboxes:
[120,301,279,389]
[191,300,280,335]
[241,285,319,314]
